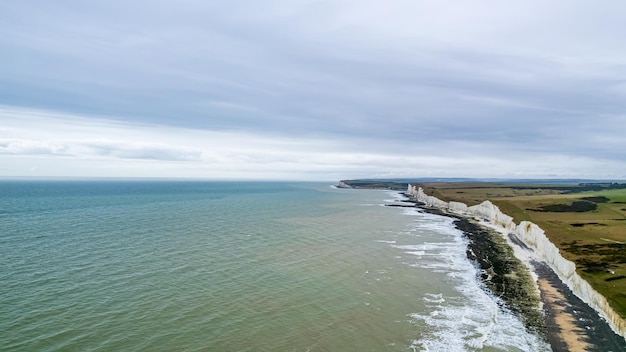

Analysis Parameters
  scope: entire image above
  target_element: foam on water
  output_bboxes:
[390,209,550,351]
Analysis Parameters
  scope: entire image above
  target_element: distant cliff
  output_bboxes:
[406,184,626,340]
[338,180,407,190]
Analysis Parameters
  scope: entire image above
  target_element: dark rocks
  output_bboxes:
[417,206,547,338]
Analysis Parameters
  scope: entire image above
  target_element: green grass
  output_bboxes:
[587,188,626,203]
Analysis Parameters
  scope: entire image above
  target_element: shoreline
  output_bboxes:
[395,194,626,351]
[416,206,548,337]
[532,261,626,351]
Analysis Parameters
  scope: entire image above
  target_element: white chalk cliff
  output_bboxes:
[406,184,626,340]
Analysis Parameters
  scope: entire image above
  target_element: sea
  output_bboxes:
[0,181,551,351]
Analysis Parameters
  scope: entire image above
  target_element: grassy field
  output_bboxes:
[418,182,626,319]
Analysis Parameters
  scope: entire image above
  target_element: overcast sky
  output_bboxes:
[2,1,626,180]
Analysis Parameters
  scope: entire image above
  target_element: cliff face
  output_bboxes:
[514,221,626,337]
[406,185,449,208]
[406,184,626,339]
[468,201,516,231]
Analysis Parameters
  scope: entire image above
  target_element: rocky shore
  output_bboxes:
[396,192,626,351]
[417,206,548,339]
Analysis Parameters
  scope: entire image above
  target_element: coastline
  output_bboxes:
[398,189,626,351]
[415,206,547,336]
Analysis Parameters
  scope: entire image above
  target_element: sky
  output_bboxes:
[2,0,626,181]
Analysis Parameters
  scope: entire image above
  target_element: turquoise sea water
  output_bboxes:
[0,181,549,351]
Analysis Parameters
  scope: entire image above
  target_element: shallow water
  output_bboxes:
[0,181,548,351]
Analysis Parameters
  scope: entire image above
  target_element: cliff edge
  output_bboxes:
[406,184,626,340]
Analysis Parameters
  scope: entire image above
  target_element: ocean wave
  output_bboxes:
[392,211,551,351]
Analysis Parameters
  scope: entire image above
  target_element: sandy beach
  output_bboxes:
[532,261,626,352]
[535,262,593,351]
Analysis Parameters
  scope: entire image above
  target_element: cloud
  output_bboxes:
[1,1,626,179]
[0,139,67,155]
[79,141,203,161]
[0,139,69,155]
[0,138,202,162]
[1,106,625,180]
